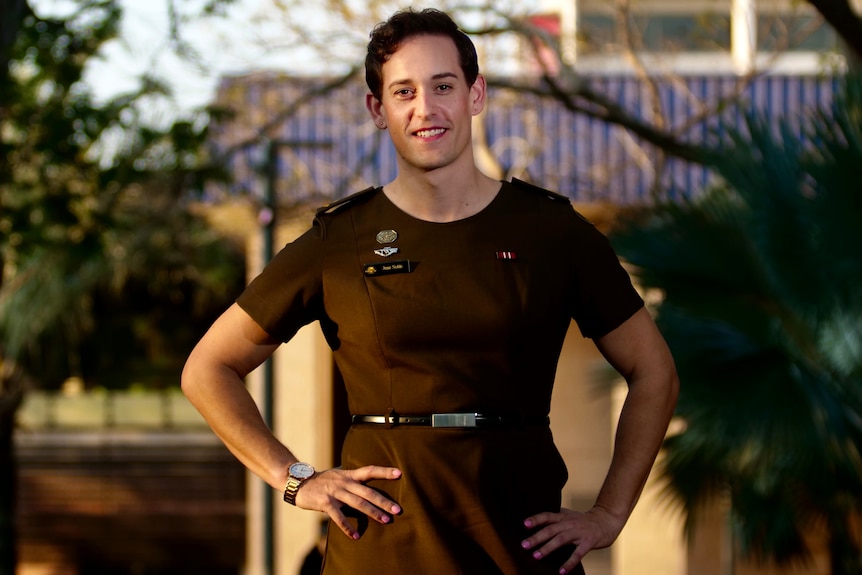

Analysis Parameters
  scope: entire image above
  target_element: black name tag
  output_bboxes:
[363,259,413,276]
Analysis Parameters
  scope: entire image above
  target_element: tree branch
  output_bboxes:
[216,65,362,161]
[487,75,716,166]
[805,0,862,60]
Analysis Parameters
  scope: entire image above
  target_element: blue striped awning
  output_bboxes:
[206,72,837,205]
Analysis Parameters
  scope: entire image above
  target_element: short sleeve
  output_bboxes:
[569,216,643,339]
[236,224,325,342]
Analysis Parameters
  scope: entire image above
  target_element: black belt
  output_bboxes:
[351,413,550,428]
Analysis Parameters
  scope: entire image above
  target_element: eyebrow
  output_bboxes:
[386,72,459,91]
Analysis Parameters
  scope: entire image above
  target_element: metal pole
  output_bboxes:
[262,139,277,575]
[560,0,578,67]
[731,0,756,74]
[256,138,330,575]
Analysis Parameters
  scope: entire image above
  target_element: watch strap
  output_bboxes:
[283,462,315,506]
[283,476,304,505]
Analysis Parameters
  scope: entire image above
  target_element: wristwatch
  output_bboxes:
[283,462,315,505]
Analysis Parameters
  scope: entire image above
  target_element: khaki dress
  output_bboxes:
[237,180,643,574]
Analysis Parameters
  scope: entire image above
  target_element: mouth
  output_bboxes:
[413,128,446,138]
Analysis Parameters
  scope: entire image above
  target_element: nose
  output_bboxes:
[414,90,436,118]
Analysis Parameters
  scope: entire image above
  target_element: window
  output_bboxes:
[757,14,839,51]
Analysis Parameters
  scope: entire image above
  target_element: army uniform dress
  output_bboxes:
[236,179,644,574]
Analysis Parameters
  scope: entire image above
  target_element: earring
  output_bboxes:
[377,120,386,129]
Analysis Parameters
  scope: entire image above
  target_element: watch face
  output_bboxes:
[290,462,315,479]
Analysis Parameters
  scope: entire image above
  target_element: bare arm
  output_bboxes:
[182,303,286,486]
[521,307,679,573]
[181,303,402,539]
[592,305,679,524]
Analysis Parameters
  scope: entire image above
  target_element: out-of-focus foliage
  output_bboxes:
[0,2,241,572]
[0,0,244,391]
[610,74,862,574]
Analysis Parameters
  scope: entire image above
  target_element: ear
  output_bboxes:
[470,74,487,117]
[366,93,386,128]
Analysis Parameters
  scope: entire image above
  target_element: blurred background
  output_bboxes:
[2,0,861,574]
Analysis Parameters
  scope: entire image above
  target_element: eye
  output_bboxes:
[436,84,453,93]
[393,88,414,98]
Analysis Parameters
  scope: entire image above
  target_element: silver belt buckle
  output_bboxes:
[432,413,477,428]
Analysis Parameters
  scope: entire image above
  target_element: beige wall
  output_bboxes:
[551,321,687,575]
[245,322,334,575]
[242,212,333,575]
[686,497,831,575]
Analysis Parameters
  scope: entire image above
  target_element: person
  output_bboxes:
[182,8,679,575]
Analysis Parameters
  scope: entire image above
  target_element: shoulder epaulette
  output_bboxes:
[511,178,571,204]
[316,186,378,217]
[511,177,595,226]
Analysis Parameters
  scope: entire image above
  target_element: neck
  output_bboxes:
[384,164,500,223]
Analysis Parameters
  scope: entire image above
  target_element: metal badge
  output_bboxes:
[376,229,398,244]
[374,246,399,257]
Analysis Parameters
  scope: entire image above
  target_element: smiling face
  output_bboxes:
[366,34,486,176]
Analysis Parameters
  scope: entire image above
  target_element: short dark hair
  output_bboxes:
[365,8,480,101]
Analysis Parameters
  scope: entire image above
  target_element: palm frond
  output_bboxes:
[610,73,862,567]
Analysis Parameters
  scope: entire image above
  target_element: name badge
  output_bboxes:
[363,259,413,276]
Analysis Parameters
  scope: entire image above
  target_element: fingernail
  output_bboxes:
[352,532,360,540]
[559,569,567,574]
[392,505,401,514]
[524,519,533,528]
[533,551,542,559]
[380,515,390,524]
[521,540,530,549]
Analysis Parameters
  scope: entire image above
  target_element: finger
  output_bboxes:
[534,528,598,569]
[557,546,587,575]
[316,488,391,538]
[343,467,402,515]
[527,534,582,567]
[356,483,402,516]
[311,471,401,520]
[521,513,562,549]
[348,465,402,482]
[335,486,399,524]
[325,506,361,541]
[521,523,565,555]
[523,511,559,529]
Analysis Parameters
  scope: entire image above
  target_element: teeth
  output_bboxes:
[415,128,445,138]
